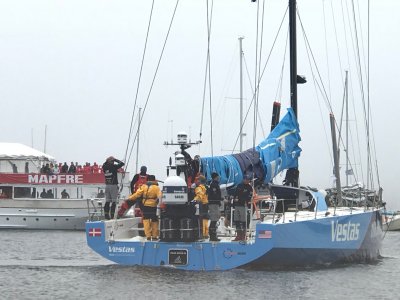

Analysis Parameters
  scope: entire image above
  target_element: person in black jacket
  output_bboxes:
[102,156,125,220]
[61,162,69,173]
[68,162,76,173]
[208,172,222,241]
[233,175,253,241]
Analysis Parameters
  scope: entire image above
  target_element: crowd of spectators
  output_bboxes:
[40,162,105,175]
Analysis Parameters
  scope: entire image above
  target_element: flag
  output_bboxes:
[88,228,102,237]
[258,230,272,239]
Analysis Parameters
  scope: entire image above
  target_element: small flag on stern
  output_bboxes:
[258,230,272,239]
[88,228,102,237]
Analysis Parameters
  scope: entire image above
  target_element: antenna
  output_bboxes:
[168,120,174,143]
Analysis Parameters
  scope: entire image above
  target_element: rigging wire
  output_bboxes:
[199,0,214,156]
[322,0,332,101]
[207,0,214,157]
[300,8,364,187]
[355,0,369,84]
[330,0,345,87]
[253,0,260,151]
[212,43,238,133]
[298,14,333,165]
[339,0,363,184]
[253,0,266,150]
[367,0,380,189]
[126,0,180,168]
[230,7,288,153]
[297,12,333,113]
[350,0,371,189]
[123,0,155,168]
[243,55,266,138]
[343,0,365,185]
[274,27,289,104]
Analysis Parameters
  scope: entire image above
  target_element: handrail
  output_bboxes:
[86,198,104,221]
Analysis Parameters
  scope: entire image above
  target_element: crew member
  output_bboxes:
[126,175,161,240]
[233,175,253,241]
[130,166,148,193]
[102,156,125,220]
[208,172,222,241]
[194,175,209,239]
[181,151,201,187]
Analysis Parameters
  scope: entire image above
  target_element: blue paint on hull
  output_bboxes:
[244,210,383,269]
[86,209,383,271]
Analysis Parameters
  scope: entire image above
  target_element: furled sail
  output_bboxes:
[200,108,301,186]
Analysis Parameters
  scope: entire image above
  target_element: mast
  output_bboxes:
[289,0,297,118]
[330,113,343,206]
[239,36,244,152]
[283,0,299,187]
[345,71,349,186]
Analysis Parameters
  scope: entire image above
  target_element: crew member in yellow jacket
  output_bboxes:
[194,175,209,239]
[127,175,161,240]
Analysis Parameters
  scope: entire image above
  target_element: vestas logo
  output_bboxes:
[108,246,135,253]
[331,220,360,242]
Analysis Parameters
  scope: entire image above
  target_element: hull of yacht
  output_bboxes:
[86,208,383,271]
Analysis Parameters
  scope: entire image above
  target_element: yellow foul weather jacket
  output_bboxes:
[128,181,162,207]
[194,184,208,205]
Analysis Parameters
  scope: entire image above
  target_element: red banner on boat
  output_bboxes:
[0,173,106,185]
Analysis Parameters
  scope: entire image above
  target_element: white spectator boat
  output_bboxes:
[383,212,400,231]
[0,143,130,230]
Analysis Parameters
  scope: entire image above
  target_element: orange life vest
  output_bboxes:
[134,174,148,192]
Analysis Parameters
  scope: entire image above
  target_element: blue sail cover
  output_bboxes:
[200,108,301,186]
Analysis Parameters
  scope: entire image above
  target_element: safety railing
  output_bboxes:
[86,198,104,221]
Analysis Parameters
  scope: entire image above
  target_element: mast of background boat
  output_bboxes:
[345,71,349,186]
[239,36,244,152]
[330,114,343,207]
[345,71,353,210]
[135,107,142,173]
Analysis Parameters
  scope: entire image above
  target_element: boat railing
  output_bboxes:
[86,198,104,221]
[256,194,321,224]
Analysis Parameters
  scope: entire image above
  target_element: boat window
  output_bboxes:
[0,187,12,199]
[14,187,34,198]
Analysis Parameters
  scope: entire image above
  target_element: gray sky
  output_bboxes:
[0,0,399,209]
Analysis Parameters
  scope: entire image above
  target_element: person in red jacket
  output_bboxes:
[76,165,83,173]
[92,162,100,174]
[83,162,91,174]
[130,166,149,193]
